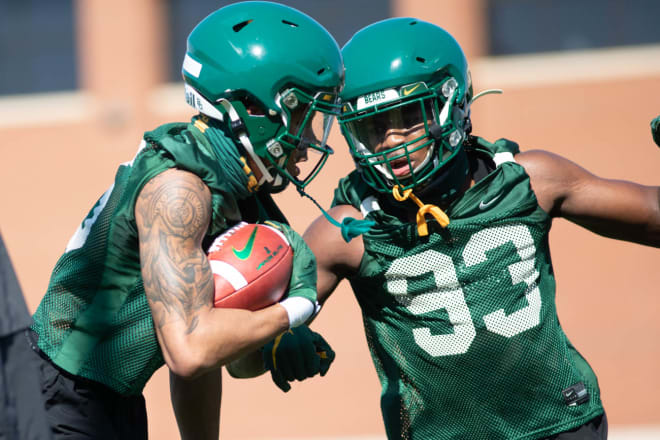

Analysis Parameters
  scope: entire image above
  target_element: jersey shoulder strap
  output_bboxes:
[469,136,520,166]
[332,171,373,210]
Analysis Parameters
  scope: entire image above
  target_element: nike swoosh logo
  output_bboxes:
[232,226,258,260]
[402,84,421,96]
[479,194,502,210]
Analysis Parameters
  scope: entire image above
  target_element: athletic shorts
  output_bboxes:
[26,330,148,440]
[0,329,52,440]
[545,413,608,440]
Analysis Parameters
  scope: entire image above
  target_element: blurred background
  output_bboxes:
[1,0,659,438]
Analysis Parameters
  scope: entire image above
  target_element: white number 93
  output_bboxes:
[385,225,542,357]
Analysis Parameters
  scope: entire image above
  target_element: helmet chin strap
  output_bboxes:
[186,97,273,185]
[184,84,276,185]
[216,99,274,185]
[269,162,286,189]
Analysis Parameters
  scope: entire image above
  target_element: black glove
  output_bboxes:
[262,325,335,392]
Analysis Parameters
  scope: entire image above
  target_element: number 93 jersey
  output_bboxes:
[332,138,603,440]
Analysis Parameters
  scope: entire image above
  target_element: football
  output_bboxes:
[207,222,292,310]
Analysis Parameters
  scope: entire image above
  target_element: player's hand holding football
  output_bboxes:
[262,325,336,392]
[264,221,319,328]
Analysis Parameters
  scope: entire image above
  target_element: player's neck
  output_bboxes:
[380,171,473,224]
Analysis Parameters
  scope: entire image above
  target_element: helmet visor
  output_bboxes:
[289,104,336,150]
[277,89,339,188]
[344,99,434,153]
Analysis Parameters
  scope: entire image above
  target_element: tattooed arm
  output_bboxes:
[136,169,291,439]
[135,168,291,377]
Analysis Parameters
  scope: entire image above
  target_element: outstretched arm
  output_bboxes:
[517,150,660,247]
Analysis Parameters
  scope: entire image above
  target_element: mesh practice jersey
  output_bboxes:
[31,122,285,395]
[332,138,603,440]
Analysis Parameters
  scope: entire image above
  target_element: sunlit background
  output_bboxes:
[1,0,659,439]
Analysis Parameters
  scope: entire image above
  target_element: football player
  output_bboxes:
[25,2,341,439]
[292,18,659,439]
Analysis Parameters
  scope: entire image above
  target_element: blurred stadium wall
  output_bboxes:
[0,0,658,438]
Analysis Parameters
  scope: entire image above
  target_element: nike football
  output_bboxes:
[206,222,293,310]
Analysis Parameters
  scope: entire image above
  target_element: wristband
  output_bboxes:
[279,297,315,328]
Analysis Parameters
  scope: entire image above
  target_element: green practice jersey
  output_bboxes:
[32,121,286,395]
[332,138,603,439]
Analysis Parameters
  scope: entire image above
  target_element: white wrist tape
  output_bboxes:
[279,297,315,328]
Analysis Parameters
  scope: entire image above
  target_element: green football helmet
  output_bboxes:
[339,18,473,194]
[182,1,343,191]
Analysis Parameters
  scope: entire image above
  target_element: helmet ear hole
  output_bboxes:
[240,96,267,116]
[246,105,265,116]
